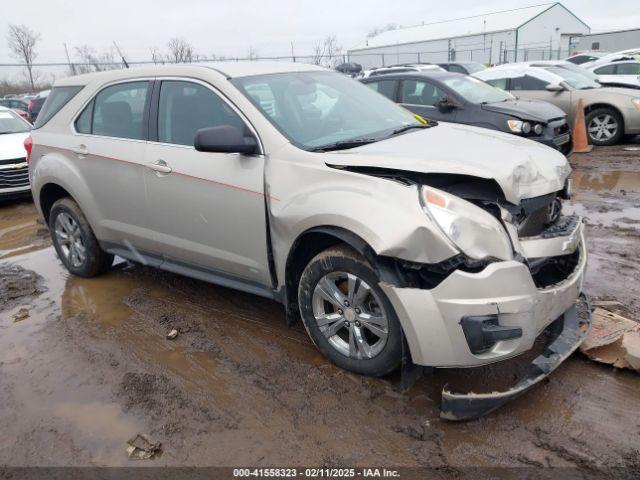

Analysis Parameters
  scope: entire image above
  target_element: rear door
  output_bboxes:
[592,64,618,86]
[73,79,160,262]
[143,78,271,286]
[614,62,640,87]
[398,78,455,123]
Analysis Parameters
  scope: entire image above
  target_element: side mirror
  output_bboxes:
[545,83,566,92]
[436,97,457,112]
[194,125,259,154]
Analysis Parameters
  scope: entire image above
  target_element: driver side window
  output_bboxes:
[400,80,447,106]
[511,75,549,91]
[158,80,245,146]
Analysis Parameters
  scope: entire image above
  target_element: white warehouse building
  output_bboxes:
[347,3,590,69]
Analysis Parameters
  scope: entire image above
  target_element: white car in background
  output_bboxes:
[565,51,609,66]
[0,106,32,199]
[589,60,640,89]
[359,63,445,79]
[583,47,640,68]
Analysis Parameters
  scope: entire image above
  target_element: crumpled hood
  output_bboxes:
[481,99,566,123]
[0,132,29,160]
[325,123,570,205]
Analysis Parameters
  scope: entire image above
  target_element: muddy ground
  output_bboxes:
[1,142,639,472]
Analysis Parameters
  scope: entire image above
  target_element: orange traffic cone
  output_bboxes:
[572,98,592,153]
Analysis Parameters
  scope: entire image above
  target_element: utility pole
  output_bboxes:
[113,41,130,68]
[64,43,76,75]
[290,41,295,62]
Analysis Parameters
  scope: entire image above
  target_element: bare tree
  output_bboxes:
[6,24,40,90]
[246,46,259,61]
[150,47,165,64]
[367,23,400,39]
[311,35,343,68]
[167,37,195,63]
[74,45,119,73]
[323,35,342,68]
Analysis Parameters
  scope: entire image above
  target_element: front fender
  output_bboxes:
[267,158,458,286]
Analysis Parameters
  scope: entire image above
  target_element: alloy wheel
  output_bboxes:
[311,271,389,360]
[588,114,618,142]
[54,212,86,268]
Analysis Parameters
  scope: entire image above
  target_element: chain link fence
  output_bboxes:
[1,46,573,96]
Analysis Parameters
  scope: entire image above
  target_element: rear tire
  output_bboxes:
[49,198,113,277]
[586,107,623,146]
[298,245,402,377]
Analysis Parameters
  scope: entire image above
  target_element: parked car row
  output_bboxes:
[0,89,50,124]
[474,62,640,145]
[26,62,587,419]
[358,57,640,147]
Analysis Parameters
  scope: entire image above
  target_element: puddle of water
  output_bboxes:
[0,200,50,259]
[572,170,640,193]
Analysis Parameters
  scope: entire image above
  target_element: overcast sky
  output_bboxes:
[1,0,639,64]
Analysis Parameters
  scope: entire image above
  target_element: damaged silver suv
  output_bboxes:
[28,63,589,419]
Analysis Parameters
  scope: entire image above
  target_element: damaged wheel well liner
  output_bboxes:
[283,226,489,324]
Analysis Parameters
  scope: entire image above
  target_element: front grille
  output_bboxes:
[554,123,570,136]
[0,165,29,188]
[0,156,26,166]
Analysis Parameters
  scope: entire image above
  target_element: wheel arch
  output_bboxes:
[39,182,76,226]
[283,226,387,325]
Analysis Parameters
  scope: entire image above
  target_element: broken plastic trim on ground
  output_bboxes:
[439,296,591,421]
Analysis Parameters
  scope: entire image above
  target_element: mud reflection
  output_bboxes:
[572,170,640,193]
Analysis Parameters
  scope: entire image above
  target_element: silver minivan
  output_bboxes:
[28,63,589,419]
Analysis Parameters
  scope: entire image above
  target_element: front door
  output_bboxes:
[143,79,271,286]
[398,79,457,123]
[508,74,574,121]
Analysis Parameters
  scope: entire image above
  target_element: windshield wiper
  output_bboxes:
[311,138,378,152]
[389,123,434,137]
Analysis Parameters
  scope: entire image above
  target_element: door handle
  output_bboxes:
[146,160,172,174]
[72,144,88,157]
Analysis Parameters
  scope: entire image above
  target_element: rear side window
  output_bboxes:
[617,63,640,75]
[76,81,149,140]
[33,86,82,128]
[594,65,616,75]
[365,80,397,101]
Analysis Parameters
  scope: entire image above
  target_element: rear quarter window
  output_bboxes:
[34,86,83,128]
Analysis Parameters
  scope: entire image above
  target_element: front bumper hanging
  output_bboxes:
[440,296,591,421]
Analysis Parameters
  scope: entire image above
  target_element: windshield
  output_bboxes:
[232,71,420,150]
[0,110,30,134]
[463,63,487,74]
[543,66,600,89]
[442,75,514,103]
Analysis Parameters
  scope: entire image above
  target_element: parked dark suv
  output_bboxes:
[362,71,572,154]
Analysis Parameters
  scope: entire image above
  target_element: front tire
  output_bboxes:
[586,107,623,146]
[298,245,402,377]
[49,197,113,277]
